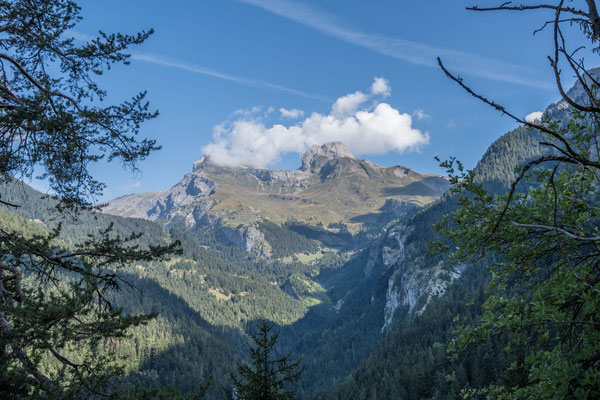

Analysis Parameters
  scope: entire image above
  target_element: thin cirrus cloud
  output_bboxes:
[202,77,430,168]
[131,53,330,102]
[68,31,330,101]
[239,0,553,90]
[117,181,142,193]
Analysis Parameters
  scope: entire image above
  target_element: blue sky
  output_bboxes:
[59,0,582,200]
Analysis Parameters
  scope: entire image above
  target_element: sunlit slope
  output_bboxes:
[104,142,448,234]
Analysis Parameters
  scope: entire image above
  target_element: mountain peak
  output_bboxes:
[300,142,356,172]
[193,156,208,171]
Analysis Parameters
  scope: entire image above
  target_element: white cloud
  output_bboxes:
[331,77,390,117]
[239,0,553,90]
[525,111,543,123]
[202,78,429,168]
[279,107,305,119]
[413,109,431,120]
[331,90,370,117]
[67,30,95,41]
[233,106,262,116]
[371,77,391,96]
[69,32,329,101]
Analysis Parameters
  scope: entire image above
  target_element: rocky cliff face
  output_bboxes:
[300,142,357,172]
[358,75,588,331]
[105,170,217,222]
[543,67,600,122]
[102,142,449,256]
[350,219,462,332]
[380,199,418,216]
[216,224,272,258]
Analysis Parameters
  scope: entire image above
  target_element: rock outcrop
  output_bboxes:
[216,224,272,258]
[359,221,463,332]
[380,199,418,217]
[300,142,357,172]
[102,142,449,257]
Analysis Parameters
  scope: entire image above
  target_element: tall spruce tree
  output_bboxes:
[434,1,600,398]
[225,322,303,400]
[0,1,179,398]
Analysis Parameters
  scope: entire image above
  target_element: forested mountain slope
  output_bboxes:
[0,182,242,398]
[328,126,548,399]
[1,74,583,398]
[327,81,583,399]
[0,175,436,397]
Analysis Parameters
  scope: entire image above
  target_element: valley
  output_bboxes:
[0,139,455,397]
[3,1,599,398]
[0,112,548,397]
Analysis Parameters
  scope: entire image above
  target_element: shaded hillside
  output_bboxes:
[0,179,413,397]
[328,93,572,399]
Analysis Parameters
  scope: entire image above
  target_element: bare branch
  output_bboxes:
[437,57,600,169]
[0,197,21,208]
[511,221,600,241]
[467,2,587,17]
[546,1,600,113]
[469,0,600,41]
[534,18,588,36]
[0,261,23,299]
[50,348,82,368]
[585,0,600,40]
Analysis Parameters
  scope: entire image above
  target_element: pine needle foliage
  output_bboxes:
[225,322,303,400]
[0,1,181,398]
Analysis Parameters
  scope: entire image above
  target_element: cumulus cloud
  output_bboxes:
[413,109,431,120]
[202,78,429,168]
[279,107,305,119]
[371,77,391,96]
[525,111,544,123]
[331,91,370,117]
[331,77,390,117]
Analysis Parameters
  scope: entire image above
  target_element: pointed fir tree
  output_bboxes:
[225,322,303,400]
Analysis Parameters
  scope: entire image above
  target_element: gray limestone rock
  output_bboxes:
[300,142,357,172]
[217,224,272,259]
[380,199,417,217]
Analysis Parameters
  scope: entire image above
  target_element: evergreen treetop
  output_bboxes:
[226,322,303,400]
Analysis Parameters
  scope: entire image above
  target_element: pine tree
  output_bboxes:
[225,322,303,400]
[0,1,180,398]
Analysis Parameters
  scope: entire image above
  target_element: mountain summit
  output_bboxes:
[300,142,357,172]
[103,142,448,256]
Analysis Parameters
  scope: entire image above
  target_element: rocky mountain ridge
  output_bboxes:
[103,142,449,257]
